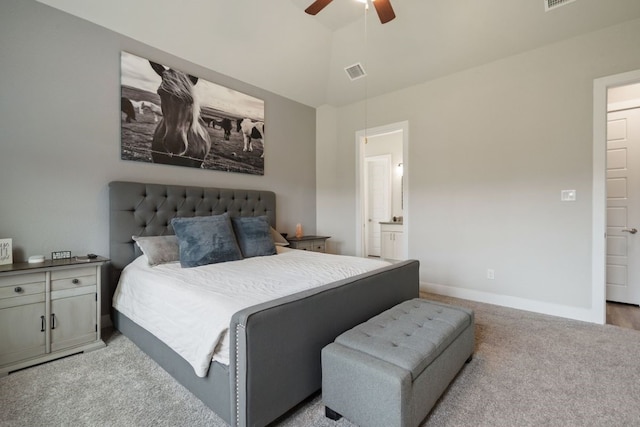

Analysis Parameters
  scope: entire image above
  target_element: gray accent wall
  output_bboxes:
[0,0,316,316]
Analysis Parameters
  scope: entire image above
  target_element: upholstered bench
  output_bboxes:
[321,298,474,427]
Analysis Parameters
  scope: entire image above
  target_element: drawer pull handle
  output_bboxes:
[72,278,80,285]
[14,286,23,293]
[51,314,56,330]
[41,315,45,332]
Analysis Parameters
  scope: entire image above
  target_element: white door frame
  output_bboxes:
[355,120,409,257]
[593,69,640,324]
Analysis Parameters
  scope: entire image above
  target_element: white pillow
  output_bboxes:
[132,235,179,266]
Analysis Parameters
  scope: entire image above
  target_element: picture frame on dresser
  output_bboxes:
[0,238,12,265]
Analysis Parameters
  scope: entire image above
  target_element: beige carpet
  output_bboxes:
[2,294,640,426]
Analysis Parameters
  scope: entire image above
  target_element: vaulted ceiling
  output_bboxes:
[36,0,640,107]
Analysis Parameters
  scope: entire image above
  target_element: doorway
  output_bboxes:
[355,121,409,259]
[606,92,640,305]
[593,70,640,324]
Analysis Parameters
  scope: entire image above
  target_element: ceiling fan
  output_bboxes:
[305,0,396,24]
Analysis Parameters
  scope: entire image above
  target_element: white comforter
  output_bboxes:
[112,247,390,377]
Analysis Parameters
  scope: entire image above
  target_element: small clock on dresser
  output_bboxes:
[0,256,108,376]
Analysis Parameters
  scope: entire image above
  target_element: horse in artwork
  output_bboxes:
[202,117,233,140]
[219,118,233,140]
[130,100,146,115]
[149,61,211,168]
[121,97,136,122]
[237,118,265,158]
[142,101,163,123]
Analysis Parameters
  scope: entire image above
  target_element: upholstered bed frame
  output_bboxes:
[108,181,419,427]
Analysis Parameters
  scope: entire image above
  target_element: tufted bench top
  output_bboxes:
[334,298,474,380]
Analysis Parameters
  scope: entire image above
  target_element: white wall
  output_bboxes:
[0,0,317,315]
[317,18,640,321]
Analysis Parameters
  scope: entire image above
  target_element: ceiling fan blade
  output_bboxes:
[305,0,334,16]
[373,0,396,24]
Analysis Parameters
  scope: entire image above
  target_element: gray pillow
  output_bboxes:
[270,227,289,247]
[232,216,277,258]
[171,213,243,268]
[132,235,179,266]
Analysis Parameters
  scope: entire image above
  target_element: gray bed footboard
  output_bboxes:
[113,259,418,427]
[230,259,420,427]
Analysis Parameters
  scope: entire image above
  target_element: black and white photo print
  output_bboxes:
[120,51,265,175]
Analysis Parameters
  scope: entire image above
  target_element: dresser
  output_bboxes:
[0,256,107,376]
[286,236,330,253]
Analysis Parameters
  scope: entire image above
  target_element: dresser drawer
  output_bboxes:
[0,272,45,288]
[51,267,97,291]
[310,241,326,252]
[292,240,314,251]
[287,236,329,253]
[0,273,45,301]
[0,282,45,300]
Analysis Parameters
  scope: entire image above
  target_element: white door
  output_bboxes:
[365,156,391,257]
[606,107,640,305]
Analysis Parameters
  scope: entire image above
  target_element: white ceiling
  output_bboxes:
[36,0,640,107]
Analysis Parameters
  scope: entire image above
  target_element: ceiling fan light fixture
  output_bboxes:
[305,0,395,24]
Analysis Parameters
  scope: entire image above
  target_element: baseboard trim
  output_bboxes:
[420,282,603,324]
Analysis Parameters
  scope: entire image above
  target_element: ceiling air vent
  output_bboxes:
[545,0,576,11]
[345,63,367,81]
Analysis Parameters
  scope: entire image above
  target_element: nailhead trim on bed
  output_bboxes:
[235,323,245,425]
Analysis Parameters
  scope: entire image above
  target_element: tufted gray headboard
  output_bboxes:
[108,181,276,289]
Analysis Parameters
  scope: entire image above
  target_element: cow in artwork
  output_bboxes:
[120,97,136,123]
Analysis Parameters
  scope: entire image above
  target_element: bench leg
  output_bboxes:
[325,407,343,421]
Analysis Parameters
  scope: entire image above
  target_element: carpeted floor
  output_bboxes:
[2,294,640,426]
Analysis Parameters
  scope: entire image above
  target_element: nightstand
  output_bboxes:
[286,236,330,253]
[0,256,108,376]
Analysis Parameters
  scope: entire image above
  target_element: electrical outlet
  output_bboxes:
[52,250,71,260]
[487,269,495,280]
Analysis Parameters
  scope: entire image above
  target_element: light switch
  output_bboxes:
[561,190,576,201]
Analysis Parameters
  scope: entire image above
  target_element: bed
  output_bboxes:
[108,181,419,427]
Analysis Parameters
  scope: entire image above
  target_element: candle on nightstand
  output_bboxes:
[295,223,303,238]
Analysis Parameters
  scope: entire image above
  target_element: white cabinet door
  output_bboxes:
[0,302,46,366]
[393,232,404,259]
[380,230,403,260]
[51,293,97,352]
[380,231,394,259]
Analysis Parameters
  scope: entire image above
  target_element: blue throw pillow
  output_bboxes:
[171,213,242,268]
[232,216,277,258]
